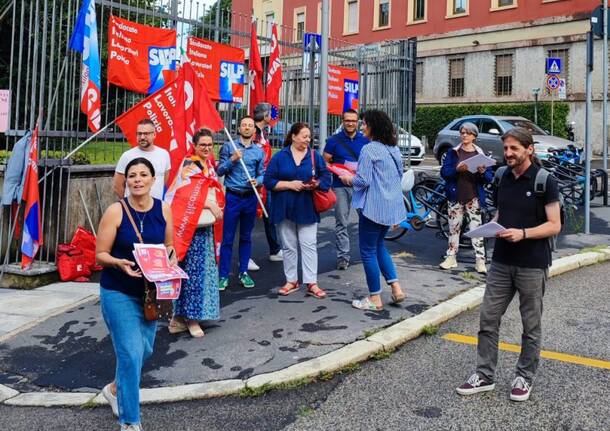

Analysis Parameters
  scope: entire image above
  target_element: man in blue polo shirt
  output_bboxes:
[217,116,265,290]
[323,109,369,270]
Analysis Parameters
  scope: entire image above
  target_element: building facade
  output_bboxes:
[236,0,608,153]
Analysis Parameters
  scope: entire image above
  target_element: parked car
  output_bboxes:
[333,124,425,166]
[433,115,580,165]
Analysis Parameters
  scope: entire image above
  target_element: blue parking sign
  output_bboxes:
[546,57,561,75]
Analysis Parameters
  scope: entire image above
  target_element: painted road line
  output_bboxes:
[442,333,610,370]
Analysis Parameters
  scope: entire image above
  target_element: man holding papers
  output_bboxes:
[457,127,561,403]
[439,122,493,273]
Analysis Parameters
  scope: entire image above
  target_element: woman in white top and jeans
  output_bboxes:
[340,110,407,311]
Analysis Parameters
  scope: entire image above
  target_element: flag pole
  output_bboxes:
[38,119,116,184]
[223,127,268,218]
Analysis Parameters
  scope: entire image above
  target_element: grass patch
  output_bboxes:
[421,324,439,336]
[364,326,385,338]
[80,140,130,165]
[297,406,315,417]
[370,348,395,361]
[579,245,608,254]
[460,271,477,282]
[239,383,273,398]
[80,398,98,409]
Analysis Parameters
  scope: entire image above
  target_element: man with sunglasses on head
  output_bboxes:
[323,109,369,270]
[114,118,171,200]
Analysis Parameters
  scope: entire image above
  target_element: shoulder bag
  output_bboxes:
[119,199,163,321]
[198,186,218,227]
[310,149,336,213]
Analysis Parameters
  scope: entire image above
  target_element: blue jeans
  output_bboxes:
[100,288,157,426]
[219,191,258,277]
[358,213,398,295]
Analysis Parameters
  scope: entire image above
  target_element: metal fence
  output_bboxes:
[0,0,415,270]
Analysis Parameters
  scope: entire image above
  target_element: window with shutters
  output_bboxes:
[376,0,390,28]
[344,0,359,34]
[495,54,513,96]
[449,58,465,97]
[294,8,306,43]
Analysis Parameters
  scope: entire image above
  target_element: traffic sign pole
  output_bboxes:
[604,0,608,172]
[319,0,330,152]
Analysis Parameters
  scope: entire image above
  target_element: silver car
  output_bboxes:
[433,115,579,164]
[333,124,425,166]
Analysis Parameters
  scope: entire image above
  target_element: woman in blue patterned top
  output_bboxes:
[340,110,407,311]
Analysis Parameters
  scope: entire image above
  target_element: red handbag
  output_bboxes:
[56,244,92,281]
[310,149,336,213]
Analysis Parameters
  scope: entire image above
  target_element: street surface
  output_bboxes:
[0,260,608,430]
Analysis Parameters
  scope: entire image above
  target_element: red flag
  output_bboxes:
[248,18,264,116]
[21,118,43,269]
[116,62,224,186]
[165,160,225,262]
[265,24,282,126]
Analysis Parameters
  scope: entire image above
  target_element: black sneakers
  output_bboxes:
[456,373,496,395]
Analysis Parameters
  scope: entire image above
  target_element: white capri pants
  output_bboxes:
[277,220,318,284]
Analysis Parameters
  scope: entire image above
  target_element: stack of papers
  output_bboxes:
[464,221,506,238]
[133,244,188,300]
[463,154,496,173]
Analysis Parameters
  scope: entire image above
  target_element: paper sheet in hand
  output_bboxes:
[464,154,496,173]
[132,243,188,282]
[464,221,506,238]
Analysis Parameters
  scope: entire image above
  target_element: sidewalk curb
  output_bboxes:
[1,247,608,407]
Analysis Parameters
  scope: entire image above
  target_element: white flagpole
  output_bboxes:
[223,127,269,218]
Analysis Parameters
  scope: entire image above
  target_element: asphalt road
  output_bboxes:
[1,261,608,431]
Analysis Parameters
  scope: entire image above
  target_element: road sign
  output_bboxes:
[546,74,560,92]
[591,5,610,37]
[303,33,322,53]
[546,57,562,75]
[558,78,566,100]
[303,32,322,74]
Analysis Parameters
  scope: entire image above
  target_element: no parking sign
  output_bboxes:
[546,75,560,92]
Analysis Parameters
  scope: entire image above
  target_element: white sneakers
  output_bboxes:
[475,258,487,274]
[247,259,260,271]
[120,425,142,431]
[439,255,458,270]
[269,250,283,262]
[102,383,119,417]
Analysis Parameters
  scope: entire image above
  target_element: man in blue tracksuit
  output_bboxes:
[323,109,369,270]
[217,116,265,290]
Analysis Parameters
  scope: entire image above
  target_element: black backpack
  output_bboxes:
[493,166,564,251]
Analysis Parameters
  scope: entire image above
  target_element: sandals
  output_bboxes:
[278,281,300,296]
[391,292,406,304]
[168,319,188,334]
[306,283,326,299]
[187,321,205,338]
[352,297,383,311]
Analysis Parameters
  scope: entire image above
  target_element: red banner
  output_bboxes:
[107,15,177,94]
[115,62,224,186]
[186,36,245,104]
[328,65,359,116]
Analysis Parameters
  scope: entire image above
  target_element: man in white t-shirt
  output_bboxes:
[114,119,171,200]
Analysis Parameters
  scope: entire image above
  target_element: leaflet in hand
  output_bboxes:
[327,163,356,177]
[464,221,506,238]
[132,243,188,282]
[463,153,496,173]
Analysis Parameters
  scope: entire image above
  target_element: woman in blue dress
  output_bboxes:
[168,129,223,338]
